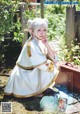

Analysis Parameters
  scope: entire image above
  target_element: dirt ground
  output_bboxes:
[0,75,80,114]
[0,74,65,114]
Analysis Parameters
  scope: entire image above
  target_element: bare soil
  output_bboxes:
[0,74,64,114]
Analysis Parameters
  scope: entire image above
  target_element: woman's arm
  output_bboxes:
[42,38,56,62]
[45,42,56,58]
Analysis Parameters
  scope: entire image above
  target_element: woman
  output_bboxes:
[4,18,59,98]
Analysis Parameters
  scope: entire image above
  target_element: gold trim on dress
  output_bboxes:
[27,43,31,57]
[4,70,59,98]
[16,61,47,70]
[47,61,54,72]
[4,93,12,95]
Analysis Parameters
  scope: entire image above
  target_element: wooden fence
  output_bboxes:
[66,5,80,48]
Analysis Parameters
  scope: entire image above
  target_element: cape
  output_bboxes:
[16,38,48,70]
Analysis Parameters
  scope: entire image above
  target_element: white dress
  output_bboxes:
[4,38,59,98]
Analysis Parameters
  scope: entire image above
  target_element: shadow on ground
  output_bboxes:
[0,88,57,112]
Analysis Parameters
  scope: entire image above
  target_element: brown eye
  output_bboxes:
[44,29,46,31]
[38,29,40,31]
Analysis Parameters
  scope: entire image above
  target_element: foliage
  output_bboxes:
[0,0,35,42]
[59,42,80,65]
[0,1,20,41]
[13,3,36,42]
[44,5,66,45]
[0,0,35,69]
[0,0,22,69]
[13,18,24,42]
[24,4,36,20]
[44,4,80,66]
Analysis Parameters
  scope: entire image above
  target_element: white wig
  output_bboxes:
[27,18,48,31]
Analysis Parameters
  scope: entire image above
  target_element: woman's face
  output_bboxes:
[34,26,47,40]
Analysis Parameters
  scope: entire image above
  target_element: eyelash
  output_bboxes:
[38,29,46,31]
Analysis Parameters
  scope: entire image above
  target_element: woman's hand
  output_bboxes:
[41,37,48,45]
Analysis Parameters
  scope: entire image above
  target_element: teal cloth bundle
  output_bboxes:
[40,95,59,111]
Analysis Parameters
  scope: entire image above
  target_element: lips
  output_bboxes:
[40,36,43,37]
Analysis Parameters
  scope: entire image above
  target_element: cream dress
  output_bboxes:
[4,38,59,98]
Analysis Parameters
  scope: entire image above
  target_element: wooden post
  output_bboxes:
[77,11,80,43]
[66,5,75,48]
[40,0,44,18]
[19,2,28,46]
